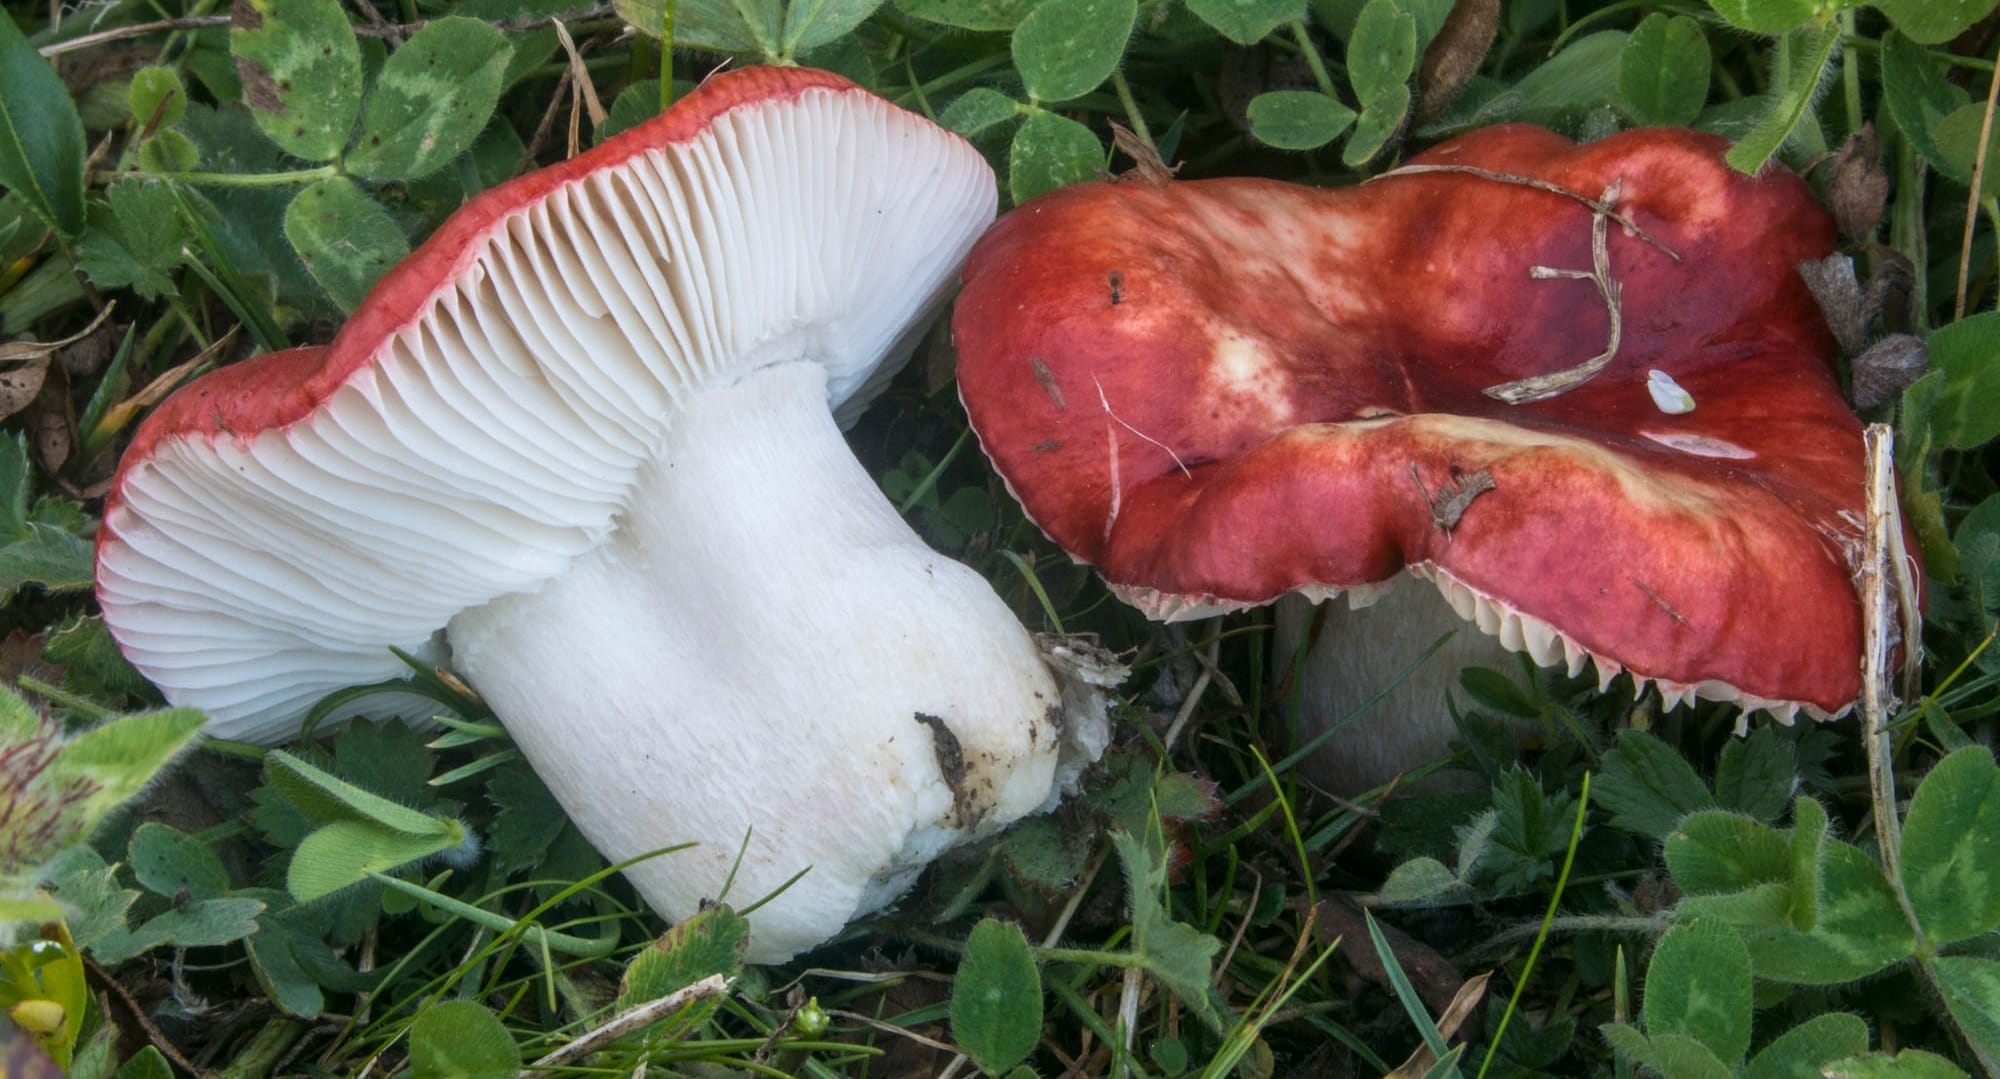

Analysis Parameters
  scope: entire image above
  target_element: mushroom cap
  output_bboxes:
[953,125,1875,717]
[98,66,999,740]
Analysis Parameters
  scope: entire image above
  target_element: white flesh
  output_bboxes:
[449,363,1097,961]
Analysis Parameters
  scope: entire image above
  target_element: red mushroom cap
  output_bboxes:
[954,125,1878,717]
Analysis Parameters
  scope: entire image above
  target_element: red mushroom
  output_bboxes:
[954,125,1884,791]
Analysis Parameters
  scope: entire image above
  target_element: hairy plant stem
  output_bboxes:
[894,52,1013,110]
[141,165,340,188]
[1470,913,1669,956]
[1110,70,1154,151]
[1856,426,2000,1075]
[1288,20,1341,100]
[1840,10,1863,136]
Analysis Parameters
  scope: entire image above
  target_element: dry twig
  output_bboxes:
[1954,42,2000,320]
[1483,182,1626,404]
[1373,164,1680,259]
[85,956,209,1078]
[529,974,730,1069]
[553,18,608,140]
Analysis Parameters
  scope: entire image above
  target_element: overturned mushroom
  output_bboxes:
[97,67,1111,960]
[954,125,1890,793]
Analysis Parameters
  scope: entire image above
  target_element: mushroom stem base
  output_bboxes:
[1277,577,1523,797]
[447,362,1098,961]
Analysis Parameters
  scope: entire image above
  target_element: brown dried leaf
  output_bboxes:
[94,327,237,441]
[1385,971,1492,1078]
[1798,253,1867,355]
[1863,244,1920,336]
[58,319,120,379]
[1826,124,1888,243]
[0,358,49,422]
[1416,0,1500,126]
[1111,122,1178,187]
[0,304,115,365]
[1851,333,1928,410]
[1315,895,1468,1017]
[22,365,73,473]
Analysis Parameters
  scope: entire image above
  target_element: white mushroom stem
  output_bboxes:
[1276,579,1519,797]
[446,361,1095,962]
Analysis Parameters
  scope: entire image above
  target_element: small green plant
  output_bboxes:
[0,681,203,1067]
[1604,918,1902,1078]
[1556,740,2000,1076]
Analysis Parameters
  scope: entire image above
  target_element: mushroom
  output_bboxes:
[96,67,1111,961]
[952,125,1890,794]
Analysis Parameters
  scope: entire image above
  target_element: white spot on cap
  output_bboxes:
[1642,430,1756,460]
[1647,369,1696,414]
[1207,329,1297,424]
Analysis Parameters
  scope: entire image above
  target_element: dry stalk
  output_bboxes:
[1483,182,1628,404]
[1373,164,1680,259]
[86,956,209,1077]
[530,974,730,1069]
[824,1007,961,1054]
[1212,868,1262,984]
[1954,41,2000,321]
[552,18,607,133]
[1385,971,1490,1078]
[1858,424,1907,877]
[1163,629,1220,750]
[1116,966,1143,1056]
[518,68,574,177]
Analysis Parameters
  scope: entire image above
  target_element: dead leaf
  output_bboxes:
[22,366,73,473]
[1315,895,1470,1018]
[91,327,237,448]
[1111,122,1178,187]
[0,632,61,691]
[59,319,120,379]
[1798,253,1867,355]
[1826,125,1888,243]
[1850,333,1927,409]
[1417,0,1500,126]
[1217,43,1318,133]
[1383,972,1492,1078]
[0,358,49,422]
[0,304,115,365]
[553,18,606,156]
[1863,244,1920,336]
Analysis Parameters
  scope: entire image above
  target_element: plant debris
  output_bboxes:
[1410,464,1496,533]
[1481,181,1629,404]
